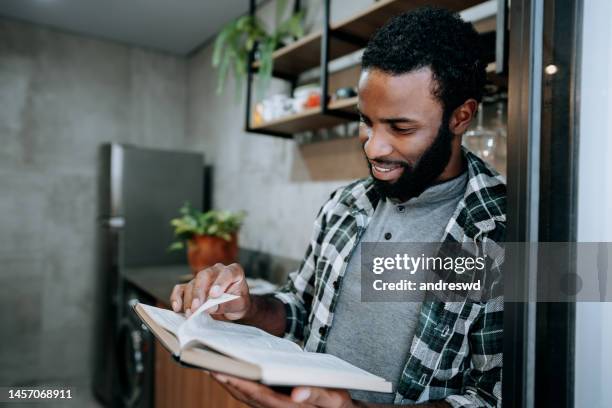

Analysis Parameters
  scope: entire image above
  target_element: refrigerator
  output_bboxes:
[92,143,206,408]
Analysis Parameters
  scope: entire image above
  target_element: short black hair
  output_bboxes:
[361,7,486,117]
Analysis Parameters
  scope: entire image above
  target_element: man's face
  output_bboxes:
[357,68,455,201]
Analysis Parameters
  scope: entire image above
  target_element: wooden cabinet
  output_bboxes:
[154,341,249,408]
[152,302,249,408]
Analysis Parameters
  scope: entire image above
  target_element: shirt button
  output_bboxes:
[319,326,328,336]
[397,205,405,213]
[384,232,392,240]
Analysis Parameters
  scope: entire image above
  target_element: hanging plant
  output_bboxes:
[212,0,305,98]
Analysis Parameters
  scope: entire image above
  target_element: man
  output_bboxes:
[171,7,505,408]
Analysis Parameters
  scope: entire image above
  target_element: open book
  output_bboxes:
[133,294,392,393]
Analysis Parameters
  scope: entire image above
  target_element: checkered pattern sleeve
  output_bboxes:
[272,190,339,343]
[444,295,503,408]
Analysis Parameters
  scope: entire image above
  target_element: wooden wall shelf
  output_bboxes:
[329,95,359,113]
[253,31,362,79]
[252,96,358,134]
[252,0,489,78]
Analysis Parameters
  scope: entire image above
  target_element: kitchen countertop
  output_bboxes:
[123,264,191,307]
[122,249,299,307]
[123,263,283,308]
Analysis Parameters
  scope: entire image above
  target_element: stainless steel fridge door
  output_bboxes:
[112,143,204,267]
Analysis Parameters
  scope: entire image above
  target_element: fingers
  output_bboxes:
[212,375,254,407]
[189,264,228,313]
[170,284,185,312]
[192,264,223,305]
[170,263,247,317]
[209,263,244,298]
[291,387,352,407]
[183,280,195,316]
[185,264,225,314]
[209,264,249,319]
[213,299,241,317]
[192,264,248,313]
[213,374,298,408]
[212,289,248,320]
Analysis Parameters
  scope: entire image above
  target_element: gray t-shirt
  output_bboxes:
[325,171,468,404]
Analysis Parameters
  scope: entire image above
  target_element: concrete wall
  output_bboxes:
[0,18,188,389]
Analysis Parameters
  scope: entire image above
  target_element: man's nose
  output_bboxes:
[363,127,394,159]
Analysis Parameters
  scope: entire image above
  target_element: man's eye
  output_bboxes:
[392,127,416,134]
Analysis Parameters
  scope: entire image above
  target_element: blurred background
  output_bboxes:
[0,0,610,407]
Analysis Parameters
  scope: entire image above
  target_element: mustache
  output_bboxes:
[361,140,411,168]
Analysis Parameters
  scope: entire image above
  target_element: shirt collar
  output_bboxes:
[389,170,468,207]
[348,147,506,237]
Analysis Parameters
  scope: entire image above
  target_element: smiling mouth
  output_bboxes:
[369,160,405,171]
[369,161,405,180]
[372,163,401,173]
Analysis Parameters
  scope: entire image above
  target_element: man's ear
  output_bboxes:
[449,99,479,136]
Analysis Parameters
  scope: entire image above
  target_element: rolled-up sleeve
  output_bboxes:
[444,296,503,408]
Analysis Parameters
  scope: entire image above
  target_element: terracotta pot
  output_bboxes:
[187,234,238,276]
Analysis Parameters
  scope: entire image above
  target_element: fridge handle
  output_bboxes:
[101,216,125,230]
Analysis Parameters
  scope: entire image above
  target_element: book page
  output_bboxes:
[231,349,386,381]
[229,349,392,392]
[139,303,185,335]
[185,293,240,322]
[137,293,239,336]
[177,313,302,354]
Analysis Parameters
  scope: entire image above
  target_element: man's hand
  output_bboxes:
[170,263,251,320]
[211,374,452,408]
[212,374,360,408]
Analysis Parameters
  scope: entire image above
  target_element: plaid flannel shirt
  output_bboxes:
[273,149,506,407]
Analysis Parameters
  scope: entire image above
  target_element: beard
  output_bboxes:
[366,116,454,202]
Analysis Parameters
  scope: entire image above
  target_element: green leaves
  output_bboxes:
[275,0,289,28]
[213,14,266,96]
[168,202,246,251]
[255,37,276,96]
[211,1,306,98]
[277,9,305,40]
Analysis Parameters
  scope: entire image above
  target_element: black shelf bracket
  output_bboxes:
[319,0,359,123]
[244,0,293,138]
[320,0,331,116]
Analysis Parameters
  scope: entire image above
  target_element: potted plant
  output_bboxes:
[169,203,246,275]
[212,0,305,97]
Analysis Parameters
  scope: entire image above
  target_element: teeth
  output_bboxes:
[374,165,398,173]
[374,165,397,173]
